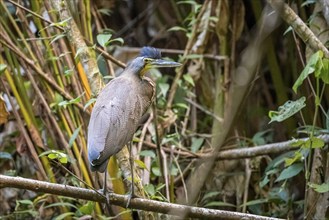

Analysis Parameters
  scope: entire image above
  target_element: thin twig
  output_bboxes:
[0,38,87,113]
[142,134,329,159]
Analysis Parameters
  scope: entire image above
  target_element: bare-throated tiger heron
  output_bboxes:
[87,47,181,200]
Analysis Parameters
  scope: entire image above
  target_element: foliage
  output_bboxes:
[0,0,329,219]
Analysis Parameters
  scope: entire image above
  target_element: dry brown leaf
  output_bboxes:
[0,94,9,125]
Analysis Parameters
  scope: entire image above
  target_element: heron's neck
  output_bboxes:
[122,65,143,79]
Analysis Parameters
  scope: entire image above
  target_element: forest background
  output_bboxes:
[0,0,329,219]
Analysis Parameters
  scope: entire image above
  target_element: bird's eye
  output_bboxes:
[143,58,152,64]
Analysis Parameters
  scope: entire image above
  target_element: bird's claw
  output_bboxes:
[97,188,113,195]
[97,188,105,195]
[105,193,111,204]
[97,189,112,205]
[126,192,139,208]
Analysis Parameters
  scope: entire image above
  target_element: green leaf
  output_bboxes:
[201,191,221,202]
[285,151,303,166]
[301,0,317,7]
[178,0,201,7]
[243,198,268,206]
[191,137,204,153]
[57,100,68,107]
[97,34,112,47]
[50,34,66,44]
[173,103,189,109]
[275,163,303,182]
[168,26,187,32]
[144,184,155,196]
[50,17,72,28]
[54,212,75,220]
[18,199,33,205]
[309,182,329,193]
[75,46,88,59]
[134,159,148,170]
[108,37,124,45]
[58,93,84,108]
[64,67,74,77]
[151,167,161,176]
[139,150,156,158]
[204,201,236,208]
[45,202,78,209]
[0,64,7,75]
[291,139,306,147]
[84,98,96,111]
[293,51,323,93]
[59,156,68,164]
[79,201,94,215]
[39,150,55,157]
[69,126,81,147]
[317,57,329,84]
[183,74,195,87]
[304,137,325,149]
[283,26,293,36]
[40,150,68,164]
[50,93,64,109]
[97,9,112,16]
[260,175,269,188]
[158,83,169,97]
[48,153,58,159]
[268,97,306,123]
[61,96,81,106]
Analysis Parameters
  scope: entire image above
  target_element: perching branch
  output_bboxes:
[0,175,283,220]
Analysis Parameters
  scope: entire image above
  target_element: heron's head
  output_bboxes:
[127,47,181,77]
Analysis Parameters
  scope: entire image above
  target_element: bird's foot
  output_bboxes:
[97,188,112,195]
[126,192,140,208]
[97,188,105,195]
[105,193,111,205]
[97,189,112,204]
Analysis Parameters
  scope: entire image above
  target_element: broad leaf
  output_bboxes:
[293,51,322,93]
[243,198,268,206]
[316,57,329,84]
[309,182,329,193]
[158,83,169,97]
[139,150,156,158]
[96,34,112,47]
[268,97,306,123]
[183,74,195,87]
[275,163,303,182]
[79,201,94,215]
[191,137,204,153]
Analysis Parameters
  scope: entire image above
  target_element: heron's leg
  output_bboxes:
[126,141,135,208]
[103,171,107,195]
[102,171,112,214]
[130,141,135,197]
